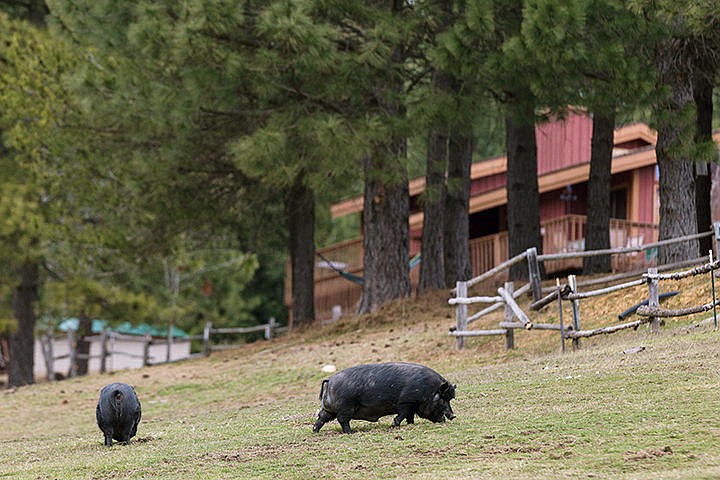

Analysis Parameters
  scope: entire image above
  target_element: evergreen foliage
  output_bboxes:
[0,0,715,373]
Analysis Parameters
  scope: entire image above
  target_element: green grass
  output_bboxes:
[3,283,720,479]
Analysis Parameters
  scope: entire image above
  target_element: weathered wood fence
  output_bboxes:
[450,225,720,351]
[38,318,285,380]
[198,318,287,353]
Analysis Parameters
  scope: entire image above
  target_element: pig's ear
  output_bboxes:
[438,382,456,399]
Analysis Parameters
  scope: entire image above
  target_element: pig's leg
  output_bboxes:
[119,426,133,444]
[393,403,415,426]
[313,408,336,433]
[337,415,353,434]
[103,431,113,446]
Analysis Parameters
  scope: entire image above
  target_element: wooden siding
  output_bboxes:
[637,165,658,224]
[471,172,506,194]
[536,113,593,175]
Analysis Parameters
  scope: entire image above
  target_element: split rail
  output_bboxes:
[450,226,720,352]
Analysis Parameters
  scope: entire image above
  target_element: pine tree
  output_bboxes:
[423,0,495,290]
[51,0,373,326]
[628,0,720,263]
[517,0,656,274]
[0,8,72,386]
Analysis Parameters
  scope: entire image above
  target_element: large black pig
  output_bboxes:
[96,382,142,446]
[312,362,456,434]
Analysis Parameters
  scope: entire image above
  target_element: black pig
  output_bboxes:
[96,382,142,446]
[312,362,456,434]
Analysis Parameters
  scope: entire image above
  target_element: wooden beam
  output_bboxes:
[449,329,507,337]
[613,122,657,146]
[498,286,533,329]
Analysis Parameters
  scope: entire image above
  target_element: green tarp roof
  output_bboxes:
[57,318,189,339]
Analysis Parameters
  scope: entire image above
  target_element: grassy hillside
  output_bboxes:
[2,273,720,479]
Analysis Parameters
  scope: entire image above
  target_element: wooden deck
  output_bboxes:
[288,215,659,321]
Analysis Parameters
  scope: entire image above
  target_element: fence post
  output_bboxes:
[67,329,77,378]
[166,324,173,364]
[568,275,581,350]
[714,221,720,260]
[265,317,277,340]
[203,321,212,356]
[556,279,565,354]
[42,329,55,381]
[455,281,468,350]
[99,328,108,374]
[47,329,55,381]
[527,247,542,302]
[710,250,717,331]
[143,335,152,366]
[648,267,660,333]
[504,282,515,350]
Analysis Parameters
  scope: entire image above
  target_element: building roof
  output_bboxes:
[331,116,659,228]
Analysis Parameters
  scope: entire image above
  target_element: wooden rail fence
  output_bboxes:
[38,318,286,380]
[450,225,720,352]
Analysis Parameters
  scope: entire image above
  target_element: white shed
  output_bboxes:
[34,319,191,379]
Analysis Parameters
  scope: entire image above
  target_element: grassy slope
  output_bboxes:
[2,275,720,479]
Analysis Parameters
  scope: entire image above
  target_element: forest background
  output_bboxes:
[0,0,719,387]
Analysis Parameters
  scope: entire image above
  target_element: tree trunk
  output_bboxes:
[418,127,447,294]
[505,111,543,281]
[655,39,699,263]
[74,314,92,376]
[359,147,410,314]
[419,0,456,294]
[358,2,410,314]
[443,130,473,287]
[657,141,698,263]
[583,112,615,274]
[286,175,315,326]
[7,262,39,388]
[0,337,8,370]
[693,69,713,254]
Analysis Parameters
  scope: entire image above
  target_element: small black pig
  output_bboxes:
[96,382,142,446]
[312,362,456,434]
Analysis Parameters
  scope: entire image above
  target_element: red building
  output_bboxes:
[290,112,663,322]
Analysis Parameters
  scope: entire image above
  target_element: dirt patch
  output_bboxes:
[410,445,455,457]
[483,444,546,455]
[205,443,305,462]
[624,446,673,462]
[133,435,156,444]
